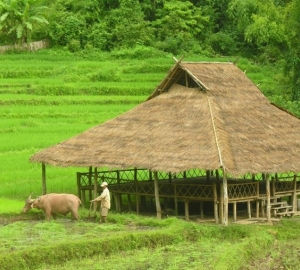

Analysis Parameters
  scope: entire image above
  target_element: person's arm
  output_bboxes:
[90,190,107,202]
[90,190,105,202]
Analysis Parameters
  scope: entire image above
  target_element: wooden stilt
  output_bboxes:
[88,166,92,201]
[184,201,189,221]
[213,183,219,224]
[219,183,224,224]
[247,201,251,218]
[42,163,46,195]
[256,200,259,218]
[292,175,297,214]
[265,174,271,222]
[223,172,228,226]
[127,194,131,212]
[77,172,81,201]
[174,184,178,216]
[153,171,162,219]
[93,167,98,212]
[233,202,237,222]
[200,201,204,218]
[136,194,139,215]
[114,194,121,212]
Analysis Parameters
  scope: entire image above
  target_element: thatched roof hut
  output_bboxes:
[30,60,300,177]
[30,59,300,225]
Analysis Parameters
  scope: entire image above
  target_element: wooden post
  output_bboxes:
[136,194,140,215]
[233,202,237,222]
[271,177,276,202]
[247,201,251,218]
[200,201,204,218]
[81,189,86,206]
[88,166,93,201]
[213,183,219,224]
[127,194,132,212]
[292,175,297,213]
[256,200,260,218]
[77,172,81,201]
[265,174,271,222]
[222,171,228,226]
[135,168,139,215]
[93,167,98,211]
[206,170,210,183]
[219,183,224,224]
[153,171,162,219]
[261,200,265,218]
[256,181,260,218]
[184,201,189,221]
[42,163,46,195]
[114,194,121,212]
[174,184,178,216]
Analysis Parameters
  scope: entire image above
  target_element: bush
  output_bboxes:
[67,39,81,53]
[207,32,237,55]
[110,45,169,60]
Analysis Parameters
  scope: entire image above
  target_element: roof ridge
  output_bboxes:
[207,95,223,167]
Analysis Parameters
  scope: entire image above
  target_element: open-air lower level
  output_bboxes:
[76,168,300,224]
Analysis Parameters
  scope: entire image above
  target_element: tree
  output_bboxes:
[283,0,300,101]
[228,0,285,45]
[227,0,286,61]
[105,0,153,48]
[0,0,49,45]
[153,0,209,53]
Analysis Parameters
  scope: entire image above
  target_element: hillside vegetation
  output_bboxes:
[1,0,300,102]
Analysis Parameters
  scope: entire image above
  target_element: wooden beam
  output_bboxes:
[147,56,183,101]
[247,201,251,218]
[77,172,81,201]
[222,170,228,226]
[184,201,189,221]
[213,183,219,224]
[233,202,237,222]
[219,183,224,224]
[265,174,271,222]
[200,201,204,218]
[174,184,178,216]
[42,163,46,195]
[93,167,98,211]
[292,174,297,213]
[153,171,162,219]
[88,166,93,201]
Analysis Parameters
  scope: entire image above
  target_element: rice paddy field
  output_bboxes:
[0,50,175,199]
[0,50,293,200]
[1,49,300,270]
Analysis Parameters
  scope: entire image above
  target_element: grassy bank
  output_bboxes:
[1,210,300,270]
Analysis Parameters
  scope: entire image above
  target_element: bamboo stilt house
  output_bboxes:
[30,59,300,225]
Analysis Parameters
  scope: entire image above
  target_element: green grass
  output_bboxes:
[1,209,300,270]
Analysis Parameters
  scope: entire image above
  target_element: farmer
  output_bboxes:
[90,182,111,223]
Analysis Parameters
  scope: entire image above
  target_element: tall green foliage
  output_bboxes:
[0,0,49,45]
[283,0,300,101]
[106,0,153,48]
[228,0,286,61]
[153,0,208,53]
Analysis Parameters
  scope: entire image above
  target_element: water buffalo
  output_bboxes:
[23,193,81,221]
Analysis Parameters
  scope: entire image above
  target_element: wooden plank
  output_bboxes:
[276,211,300,216]
[270,202,287,206]
[272,206,292,210]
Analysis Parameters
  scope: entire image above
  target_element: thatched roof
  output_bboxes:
[30,61,300,176]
